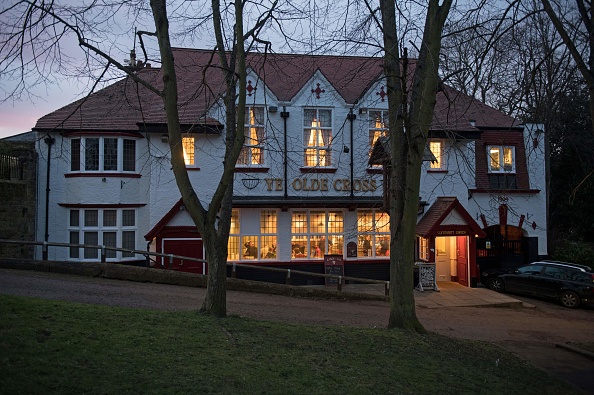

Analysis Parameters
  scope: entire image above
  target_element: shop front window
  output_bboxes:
[227,209,278,261]
[357,210,390,257]
[291,210,344,259]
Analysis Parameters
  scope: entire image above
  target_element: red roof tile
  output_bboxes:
[416,197,486,237]
[34,48,521,133]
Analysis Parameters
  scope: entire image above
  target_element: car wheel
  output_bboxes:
[488,277,504,293]
[560,291,580,308]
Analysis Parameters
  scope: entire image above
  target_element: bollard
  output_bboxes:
[101,246,106,263]
[286,269,291,285]
[168,254,174,269]
[385,281,389,296]
[42,241,48,261]
[337,276,343,292]
[232,263,237,278]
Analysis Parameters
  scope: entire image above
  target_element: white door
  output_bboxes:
[434,237,451,282]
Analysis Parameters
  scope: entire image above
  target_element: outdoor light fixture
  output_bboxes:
[161,134,169,143]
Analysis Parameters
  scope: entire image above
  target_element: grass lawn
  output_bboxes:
[0,294,575,394]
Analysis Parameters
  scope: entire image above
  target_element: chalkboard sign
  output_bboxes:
[324,254,344,285]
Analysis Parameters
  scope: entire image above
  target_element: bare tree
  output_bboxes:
[376,0,452,331]
[1,0,280,317]
[540,0,594,135]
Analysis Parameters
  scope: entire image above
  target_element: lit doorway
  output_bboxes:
[434,236,469,285]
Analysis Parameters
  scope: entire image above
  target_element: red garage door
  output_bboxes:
[162,239,206,274]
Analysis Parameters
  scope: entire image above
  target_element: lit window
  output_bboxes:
[182,137,195,166]
[487,145,515,173]
[304,108,332,167]
[227,209,278,261]
[369,110,388,166]
[68,208,137,261]
[238,107,265,166]
[419,237,429,261]
[70,137,136,173]
[291,210,343,259]
[357,210,390,258]
[429,140,445,170]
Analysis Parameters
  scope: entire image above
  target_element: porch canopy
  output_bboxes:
[416,197,486,238]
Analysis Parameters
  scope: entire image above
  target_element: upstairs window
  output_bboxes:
[369,110,388,166]
[429,140,445,170]
[70,137,136,173]
[487,145,515,173]
[304,108,332,167]
[182,137,195,166]
[238,106,265,166]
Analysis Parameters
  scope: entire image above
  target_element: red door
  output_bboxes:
[456,236,468,286]
[162,239,206,274]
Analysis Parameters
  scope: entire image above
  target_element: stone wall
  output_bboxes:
[0,141,37,258]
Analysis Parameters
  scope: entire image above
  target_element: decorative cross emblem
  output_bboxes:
[246,80,257,97]
[376,86,386,102]
[311,83,325,99]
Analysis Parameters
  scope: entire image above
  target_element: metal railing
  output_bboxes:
[0,154,21,180]
[0,239,390,295]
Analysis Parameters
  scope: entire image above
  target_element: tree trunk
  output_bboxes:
[380,0,451,331]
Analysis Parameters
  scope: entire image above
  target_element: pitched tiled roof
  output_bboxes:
[416,197,486,237]
[34,48,521,132]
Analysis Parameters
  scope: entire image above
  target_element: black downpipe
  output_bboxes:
[281,107,290,199]
[347,109,356,199]
[43,136,55,260]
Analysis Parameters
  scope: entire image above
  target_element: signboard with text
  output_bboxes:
[324,255,344,285]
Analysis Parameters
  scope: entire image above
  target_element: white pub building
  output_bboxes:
[32,49,547,287]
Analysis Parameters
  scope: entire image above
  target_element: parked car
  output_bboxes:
[480,261,594,308]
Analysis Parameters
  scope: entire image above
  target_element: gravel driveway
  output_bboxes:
[1,268,594,393]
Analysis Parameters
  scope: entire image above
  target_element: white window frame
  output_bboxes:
[290,209,344,259]
[237,106,266,167]
[487,145,516,173]
[428,139,446,170]
[68,208,137,261]
[368,110,388,167]
[303,108,333,167]
[227,209,279,262]
[182,136,196,167]
[70,136,137,173]
[357,209,390,258]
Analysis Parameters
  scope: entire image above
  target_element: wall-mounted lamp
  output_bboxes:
[343,146,350,153]
[269,106,278,113]
[161,134,169,143]
[358,108,368,115]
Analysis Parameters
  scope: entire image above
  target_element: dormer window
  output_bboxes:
[304,108,332,167]
[369,110,387,167]
[429,140,446,170]
[487,145,515,173]
[238,106,265,166]
[182,137,195,166]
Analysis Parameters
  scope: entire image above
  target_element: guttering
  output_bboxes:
[43,135,55,260]
[281,106,290,199]
[347,109,356,199]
